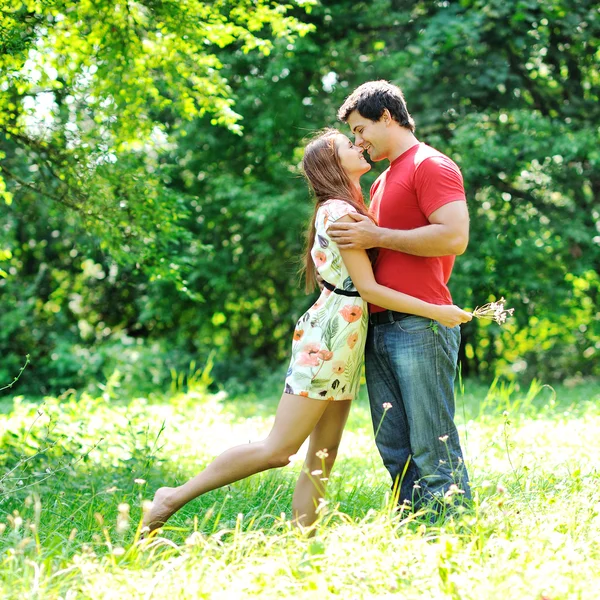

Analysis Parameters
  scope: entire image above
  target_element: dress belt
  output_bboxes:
[322,279,361,297]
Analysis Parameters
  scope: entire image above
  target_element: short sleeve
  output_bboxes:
[414,156,466,218]
[324,199,359,223]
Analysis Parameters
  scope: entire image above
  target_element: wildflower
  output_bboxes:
[134,478,146,485]
[439,435,449,443]
[339,305,363,323]
[116,503,130,534]
[497,484,506,494]
[311,470,323,476]
[316,449,329,460]
[185,532,204,546]
[141,500,154,517]
[472,297,514,324]
[444,484,465,500]
[383,402,392,411]
[112,547,125,556]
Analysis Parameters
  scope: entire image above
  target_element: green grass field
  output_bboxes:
[1,375,599,599]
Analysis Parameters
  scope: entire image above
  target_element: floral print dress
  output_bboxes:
[284,199,368,401]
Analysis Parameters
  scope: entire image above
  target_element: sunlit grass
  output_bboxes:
[1,377,599,599]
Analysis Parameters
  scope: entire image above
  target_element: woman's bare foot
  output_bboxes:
[142,487,178,533]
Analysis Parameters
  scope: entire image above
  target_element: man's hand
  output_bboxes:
[433,305,473,328]
[327,213,380,250]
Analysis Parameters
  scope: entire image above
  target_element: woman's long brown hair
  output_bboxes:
[300,128,377,293]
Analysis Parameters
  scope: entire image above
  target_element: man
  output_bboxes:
[330,80,471,513]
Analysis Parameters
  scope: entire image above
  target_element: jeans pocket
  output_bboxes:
[441,324,460,353]
[395,315,433,335]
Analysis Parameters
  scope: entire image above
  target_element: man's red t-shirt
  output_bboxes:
[369,142,466,313]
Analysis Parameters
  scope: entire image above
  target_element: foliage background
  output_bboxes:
[1,0,599,396]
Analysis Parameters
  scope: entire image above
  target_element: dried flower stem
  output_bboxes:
[472,297,514,325]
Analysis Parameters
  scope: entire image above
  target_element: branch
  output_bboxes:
[0,163,114,229]
[0,355,30,393]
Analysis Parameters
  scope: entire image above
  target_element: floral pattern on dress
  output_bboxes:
[284,199,368,401]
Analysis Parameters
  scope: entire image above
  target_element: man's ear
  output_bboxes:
[382,109,392,125]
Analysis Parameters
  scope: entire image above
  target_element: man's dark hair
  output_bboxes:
[337,80,415,132]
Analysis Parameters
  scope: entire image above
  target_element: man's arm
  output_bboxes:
[327,200,469,257]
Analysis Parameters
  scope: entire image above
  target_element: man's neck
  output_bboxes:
[387,130,419,163]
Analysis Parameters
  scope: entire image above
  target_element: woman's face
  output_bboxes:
[334,134,371,178]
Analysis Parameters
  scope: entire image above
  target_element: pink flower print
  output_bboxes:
[314,250,327,267]
[318,350,333,361]
[347,332,359,349]
[339,305,363,323]
[297,342,322,367]
[312,297,324,310]
[332,361,345,374]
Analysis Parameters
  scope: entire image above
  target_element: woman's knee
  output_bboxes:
[262,442,298,469]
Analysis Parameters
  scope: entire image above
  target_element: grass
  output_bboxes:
[1,375,599,599]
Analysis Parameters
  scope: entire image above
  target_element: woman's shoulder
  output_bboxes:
[321,198,359,222]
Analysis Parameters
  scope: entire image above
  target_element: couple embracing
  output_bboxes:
[144,80,472,533]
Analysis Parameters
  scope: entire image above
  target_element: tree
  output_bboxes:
[0,0,315,390]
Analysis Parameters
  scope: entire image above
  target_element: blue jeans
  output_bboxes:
[365,314,471,510]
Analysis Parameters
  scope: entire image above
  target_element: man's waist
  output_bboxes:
[368,310,413,325]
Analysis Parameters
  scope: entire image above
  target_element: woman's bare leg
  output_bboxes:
[292,399,352,528]
[143,393,330,531]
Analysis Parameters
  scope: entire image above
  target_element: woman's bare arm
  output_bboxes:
[331,216,472,327]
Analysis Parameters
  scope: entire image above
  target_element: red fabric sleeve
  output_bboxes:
[414,155,466,218]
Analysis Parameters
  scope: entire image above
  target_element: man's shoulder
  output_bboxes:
[414,144,457,169]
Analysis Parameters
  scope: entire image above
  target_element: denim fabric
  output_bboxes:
[365,314,471,510]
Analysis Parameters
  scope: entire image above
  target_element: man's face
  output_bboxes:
[347,110,390,162]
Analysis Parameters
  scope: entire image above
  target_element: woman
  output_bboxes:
[143,129,471,532]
